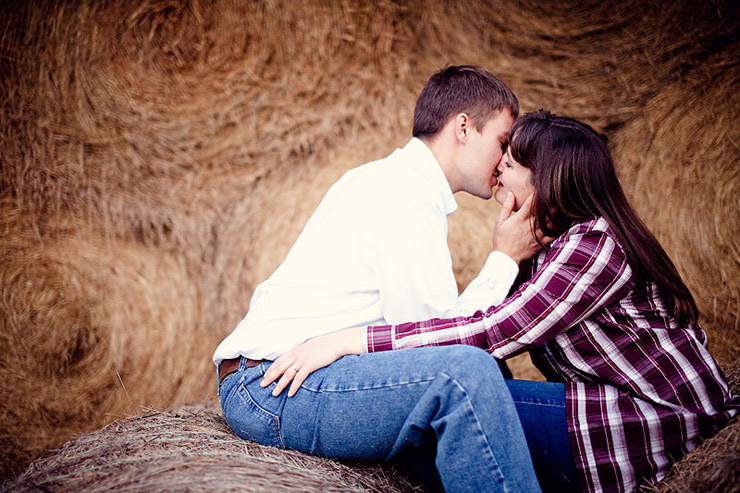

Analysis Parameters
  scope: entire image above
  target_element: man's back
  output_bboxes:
[213,138,458,363]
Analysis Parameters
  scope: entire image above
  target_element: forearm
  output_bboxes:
[367,229,633,359]
[328,326,364,356]
[365,316,489,353]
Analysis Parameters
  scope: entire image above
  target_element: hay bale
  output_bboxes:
[0,207,204,477]
[652,418,740,493]
[3,0,736,255]
[2,0,739,479]
[4,401,425,493]
[7,363,738,492]
[611,46,740,365]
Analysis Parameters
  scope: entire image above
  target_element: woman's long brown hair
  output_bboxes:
[509,110,698,325]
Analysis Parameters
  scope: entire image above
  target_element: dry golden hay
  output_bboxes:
[2,0,737,297]
[2,0,739,481]
[6,360,739,493]
[653,418,740,493]
[3,0,738,234]
[4,401,426,493]
[0,206,206,478]
[611,45,740,365]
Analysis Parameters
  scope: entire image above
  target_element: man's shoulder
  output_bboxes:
[341,155,435,201]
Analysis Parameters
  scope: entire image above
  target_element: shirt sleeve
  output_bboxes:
[365,228,634,359]
[450,251,519,317]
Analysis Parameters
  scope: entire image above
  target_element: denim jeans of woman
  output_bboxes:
[507,379,577,492]
[398,378,578,493]
[219,345,545,493]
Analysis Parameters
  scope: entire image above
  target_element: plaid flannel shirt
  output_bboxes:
[365,217,738,492]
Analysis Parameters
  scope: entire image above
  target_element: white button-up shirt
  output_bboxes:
[213,138,518,364]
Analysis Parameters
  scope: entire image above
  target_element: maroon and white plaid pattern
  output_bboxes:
[366,217,738,492]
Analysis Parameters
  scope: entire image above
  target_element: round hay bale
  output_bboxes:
[611,46,740,365]
[0,0,413,228]
[0,208,203,478]
[396,0,740,133]
[8,364,738,492]
[4,400,425,493]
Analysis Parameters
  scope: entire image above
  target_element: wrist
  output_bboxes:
[493,248,523,265]
[340,326,363,355]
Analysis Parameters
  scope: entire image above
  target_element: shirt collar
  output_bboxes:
[404,138,458,216]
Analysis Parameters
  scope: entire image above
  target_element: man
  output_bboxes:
[214,65,543,492]
[214,65,536,366]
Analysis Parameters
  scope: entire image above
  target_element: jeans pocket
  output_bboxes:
[222,376,285,449]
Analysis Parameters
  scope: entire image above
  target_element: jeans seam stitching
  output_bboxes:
[236,379,287,449]
[221,374,241,411]
[513,400,565,408]
[301,377,437,393]
[441,373,507,488]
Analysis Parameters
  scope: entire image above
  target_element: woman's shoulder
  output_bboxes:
[565,217,611,236]
[558,217,620,244]
[554,217,629,264]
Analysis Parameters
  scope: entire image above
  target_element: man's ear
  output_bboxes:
[455,113,469,144]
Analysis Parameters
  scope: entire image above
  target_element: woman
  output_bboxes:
[261,110,739,492]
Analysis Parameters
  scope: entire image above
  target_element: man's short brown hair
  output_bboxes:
[413,65,519,140]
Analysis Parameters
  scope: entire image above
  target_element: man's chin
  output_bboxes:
[468,188,494,200]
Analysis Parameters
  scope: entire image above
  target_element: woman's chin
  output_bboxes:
[493,188,506,205]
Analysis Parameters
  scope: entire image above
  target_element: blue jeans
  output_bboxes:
[219,346,542,493]
[507,379,578,492]
[387,379,578,492]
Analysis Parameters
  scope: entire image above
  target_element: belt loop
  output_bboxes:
[217,356,252,396]
[216,361,222,396]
